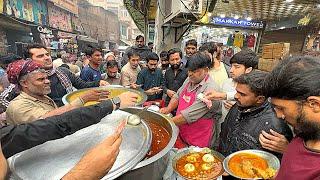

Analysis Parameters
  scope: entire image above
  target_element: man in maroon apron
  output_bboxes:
[160,53,221,148]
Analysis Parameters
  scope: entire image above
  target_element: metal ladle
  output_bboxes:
[127,106,148,125]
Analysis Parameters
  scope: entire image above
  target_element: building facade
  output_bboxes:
[75,0,120,51]
[87,0,141,46]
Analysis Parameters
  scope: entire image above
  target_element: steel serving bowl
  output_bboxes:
[223,149,280,180]
[172,147,225,180]
[62,85,147,106]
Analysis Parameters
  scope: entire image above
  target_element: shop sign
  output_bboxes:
[0,0,3,13]
[58,31,77,39]
[48,3,72,32]
[37,26,53,34]
[5,0,48,25]
[211,17,264,29]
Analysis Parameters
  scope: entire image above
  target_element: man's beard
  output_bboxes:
[235,99,255,110]
[295,107,320,141]
[171,63,180,69]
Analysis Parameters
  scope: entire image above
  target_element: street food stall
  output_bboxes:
[8,86,179,180]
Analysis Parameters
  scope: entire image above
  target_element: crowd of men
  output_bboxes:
[0,34,319,179]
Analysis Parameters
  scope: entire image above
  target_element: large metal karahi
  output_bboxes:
[62,86,148,106]
[118,107,179,180]
[8,110,152,180]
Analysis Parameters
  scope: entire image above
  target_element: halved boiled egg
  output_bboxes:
[201,163,213,170]
[184,163,196,173]
[202,154,215,163]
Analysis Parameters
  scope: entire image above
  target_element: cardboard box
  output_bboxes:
[262,44,273,52]
[273,43,290,49]
[262,52,273,59]
[258,58,280,72]
[262,43,290,60]
[273,49,290,60]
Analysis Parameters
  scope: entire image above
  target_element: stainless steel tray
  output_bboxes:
[62,85,147,106]
[8,110,152,180]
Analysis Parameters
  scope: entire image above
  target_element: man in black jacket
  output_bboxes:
[0,91,138,179]
[218,71,293,158]
[24,44,109,106]
[122,35,152,67]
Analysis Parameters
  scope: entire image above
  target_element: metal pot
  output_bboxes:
[119,107,179,180]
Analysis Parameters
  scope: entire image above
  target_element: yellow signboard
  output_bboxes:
[0,0,3,13]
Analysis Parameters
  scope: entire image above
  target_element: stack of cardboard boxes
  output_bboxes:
[259,43,290,72]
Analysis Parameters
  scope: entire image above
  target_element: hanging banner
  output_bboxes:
[211,17,264,29]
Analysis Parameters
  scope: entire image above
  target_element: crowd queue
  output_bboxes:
[0,34,319,179]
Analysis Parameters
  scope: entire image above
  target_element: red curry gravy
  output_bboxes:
[176,152,223,179]
[228,153,269,178]
[145,121,170,158]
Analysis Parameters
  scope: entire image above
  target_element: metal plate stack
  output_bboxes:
[8,110,152,180]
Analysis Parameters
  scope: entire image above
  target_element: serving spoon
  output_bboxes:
[127,106,148,125]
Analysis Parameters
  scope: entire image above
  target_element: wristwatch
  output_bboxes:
[111,96,121,110]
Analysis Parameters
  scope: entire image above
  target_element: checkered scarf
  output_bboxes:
[47,68,73,93]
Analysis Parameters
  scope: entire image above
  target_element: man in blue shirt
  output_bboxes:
[133,52,163,101]
[80,46,104,82]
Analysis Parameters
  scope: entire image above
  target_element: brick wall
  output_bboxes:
[260,27,308,55]
[77,4,120,44]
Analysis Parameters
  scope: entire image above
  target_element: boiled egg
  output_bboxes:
[184,163,195,173]
[202,154,215,163]
[127,114,141,125]
[186,155,197,163]
[201,163,213,170]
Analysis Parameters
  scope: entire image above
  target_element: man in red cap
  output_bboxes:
[5,60,109,125]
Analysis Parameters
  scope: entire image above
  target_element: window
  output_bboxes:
[121,9,128,17]
[120,24,128,39]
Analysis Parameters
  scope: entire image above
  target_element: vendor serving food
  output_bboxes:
[1,89,138,179]
[160,53,221,148]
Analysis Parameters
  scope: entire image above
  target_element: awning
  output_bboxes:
[77,35,98,43]
[0,15,32,32]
